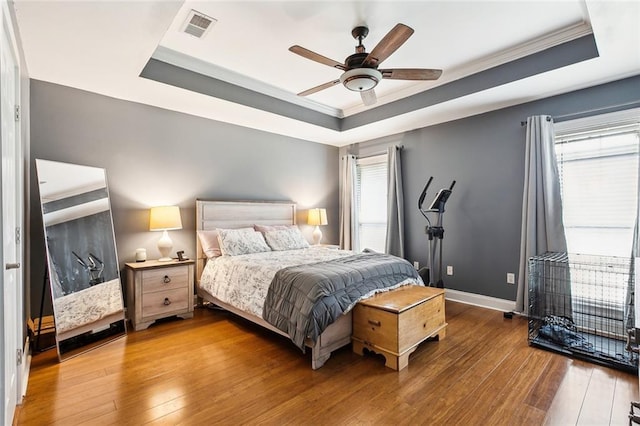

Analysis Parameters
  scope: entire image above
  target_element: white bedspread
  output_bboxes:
[53,278,124,334]
[199,247,354,317]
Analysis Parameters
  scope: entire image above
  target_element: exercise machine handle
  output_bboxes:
[418,177,433,210]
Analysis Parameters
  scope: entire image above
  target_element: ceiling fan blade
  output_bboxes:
[380,68,443,80]
[362,23,414,68]
[361,89,377,106]
[289,45,347,71]
[298,79,341,96]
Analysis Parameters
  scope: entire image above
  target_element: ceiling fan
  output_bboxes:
[289,23,442,106]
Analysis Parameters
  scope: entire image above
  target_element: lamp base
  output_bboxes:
[312,226,323,245]
[157,230,173,262]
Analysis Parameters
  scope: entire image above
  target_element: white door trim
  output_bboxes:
[1,0,24,424]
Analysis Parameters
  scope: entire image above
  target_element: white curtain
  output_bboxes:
[339,154,357,250]
[516,115,569,315]
[385,145,405,257]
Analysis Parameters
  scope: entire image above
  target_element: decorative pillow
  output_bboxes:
[263,227,310,251]
[197,228,253,258]
[217,229,271,256]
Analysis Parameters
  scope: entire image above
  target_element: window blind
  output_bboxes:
[555,123,639,257]
[355,155,387,252]
[555,117,639,316]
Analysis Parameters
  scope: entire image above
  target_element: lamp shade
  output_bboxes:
[149,206,183,231]
[340,68,382,92]
[308,208,328,226]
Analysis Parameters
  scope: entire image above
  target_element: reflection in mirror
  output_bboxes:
[36,159,126,360]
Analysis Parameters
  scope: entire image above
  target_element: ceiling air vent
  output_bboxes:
[182,10,216,39]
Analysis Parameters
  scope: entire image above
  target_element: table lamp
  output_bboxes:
[149,205,182,261]
[308,208,328,245]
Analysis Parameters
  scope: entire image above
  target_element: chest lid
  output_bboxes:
[357,285,444,314]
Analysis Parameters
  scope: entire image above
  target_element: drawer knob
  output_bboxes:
[164,297,171,306]
[368,319,381,327]
[163,275,171,284]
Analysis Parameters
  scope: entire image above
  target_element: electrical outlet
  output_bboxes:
[446,265,453,276]
[507,273,516,284]
[413,261,419,270]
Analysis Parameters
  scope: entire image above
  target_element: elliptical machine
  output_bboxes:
[418,177,456,288]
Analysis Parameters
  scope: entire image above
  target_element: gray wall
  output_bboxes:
[29,75,640,316]
[343,75,640,301]
[29,80,339,316]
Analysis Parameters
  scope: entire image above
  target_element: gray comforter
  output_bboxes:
[262,252,422,350]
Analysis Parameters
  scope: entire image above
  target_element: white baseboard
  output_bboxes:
[445,288,516,312]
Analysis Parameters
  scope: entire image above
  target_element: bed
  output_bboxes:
[195,200,421,369]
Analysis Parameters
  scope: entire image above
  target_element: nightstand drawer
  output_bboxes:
[142,266,189,293]
[142,287,189,317]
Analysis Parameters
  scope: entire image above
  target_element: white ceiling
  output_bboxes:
[13,0,640,147]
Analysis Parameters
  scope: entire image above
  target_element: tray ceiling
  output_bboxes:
[13,1,640,146]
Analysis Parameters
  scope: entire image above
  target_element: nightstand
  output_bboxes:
[125,259,195,331]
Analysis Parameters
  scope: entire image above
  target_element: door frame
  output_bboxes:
[1,0,25,424]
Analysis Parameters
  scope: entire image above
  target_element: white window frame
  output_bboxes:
[554,108,640,337]
[354,154,388,253]
[555,108,640,258]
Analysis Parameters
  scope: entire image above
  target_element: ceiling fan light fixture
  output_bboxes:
[340,68,382,92]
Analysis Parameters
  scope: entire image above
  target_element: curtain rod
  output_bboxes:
[520,116,552,126]
[344,145,404,160]
[357,145,404,159]
[519,101,640,127]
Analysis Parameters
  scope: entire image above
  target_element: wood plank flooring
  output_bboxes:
[15,301,639,425]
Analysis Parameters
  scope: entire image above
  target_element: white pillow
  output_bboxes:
[263,227,310,251]
[197,228,253,258]
[217,229,271,256]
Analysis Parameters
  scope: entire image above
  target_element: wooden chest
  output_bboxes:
[352,285,447,371]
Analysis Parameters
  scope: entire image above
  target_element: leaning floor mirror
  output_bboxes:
[36,159,126,360]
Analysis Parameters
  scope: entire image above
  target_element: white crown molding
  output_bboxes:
[153,21,593,121]
[153,21,596,126]
[455,21,593,81]
[342,21,594,117]
[445,288,516,313]
[152,46,344,118]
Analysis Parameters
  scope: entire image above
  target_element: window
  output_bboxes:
[555,119,639,257]
[355,154,387,252]
[554,111,639,319]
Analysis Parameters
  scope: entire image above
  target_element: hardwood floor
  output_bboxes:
[16,301,639,425]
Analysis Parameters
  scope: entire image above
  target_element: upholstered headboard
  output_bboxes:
[195,200,297,282]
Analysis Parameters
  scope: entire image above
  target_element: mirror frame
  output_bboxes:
[35,159,126,360]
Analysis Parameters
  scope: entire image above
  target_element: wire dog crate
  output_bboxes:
[528,252,638,372]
